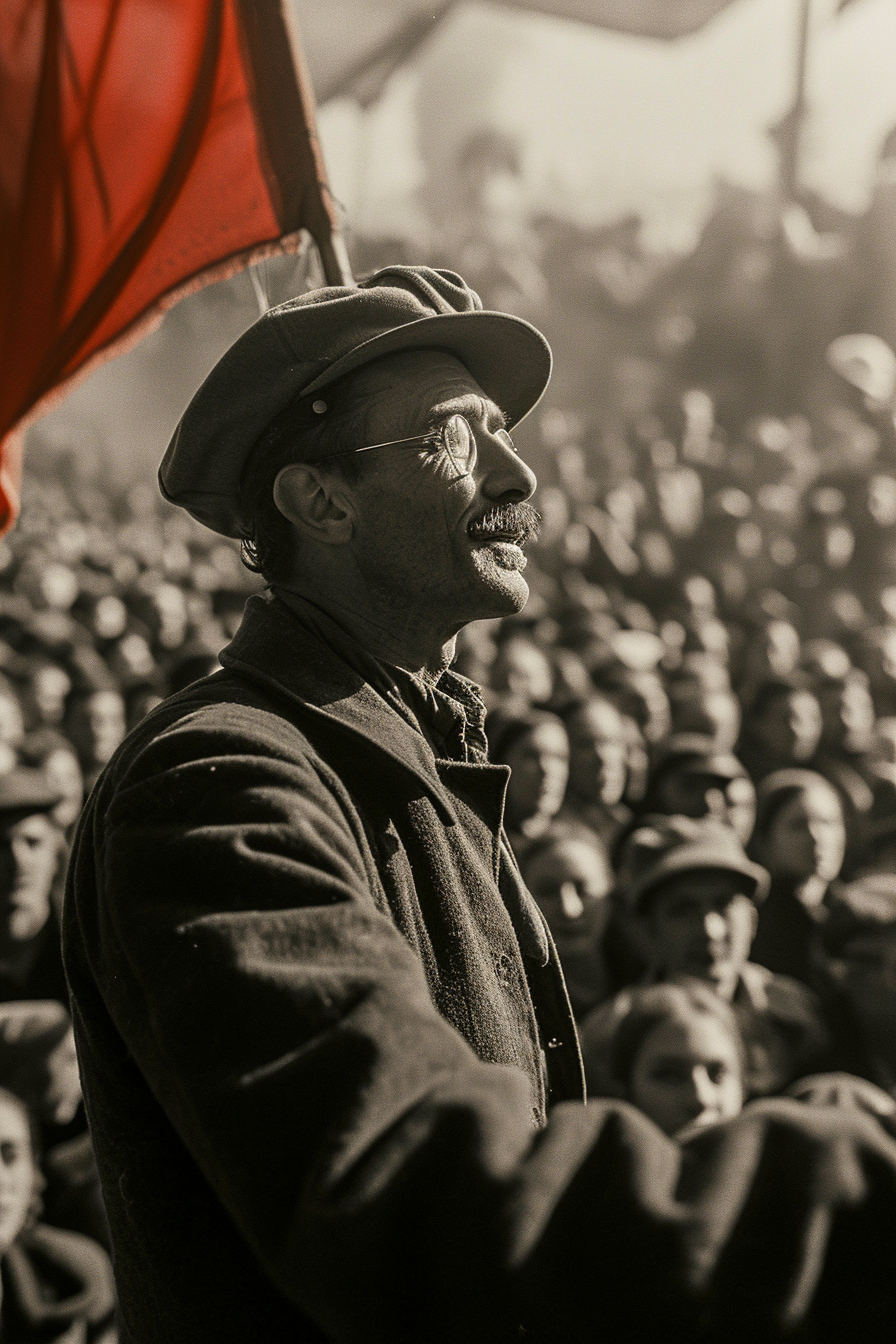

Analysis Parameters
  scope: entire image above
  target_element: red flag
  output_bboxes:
[0,0,348,533]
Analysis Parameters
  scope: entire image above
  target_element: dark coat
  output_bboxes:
[64,595,896,1344]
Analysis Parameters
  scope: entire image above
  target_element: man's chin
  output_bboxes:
[469,546,531,613]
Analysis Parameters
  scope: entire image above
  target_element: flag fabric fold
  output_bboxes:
[0,0,340,533]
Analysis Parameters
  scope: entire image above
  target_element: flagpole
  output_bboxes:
[237,0,356,287]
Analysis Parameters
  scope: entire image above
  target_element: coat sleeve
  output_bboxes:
[73,705,896,1344]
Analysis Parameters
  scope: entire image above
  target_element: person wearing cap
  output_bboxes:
[591,815,831,1097]
[638,734,756,845]
[0,769,66,1007]
[63,268,896,1343]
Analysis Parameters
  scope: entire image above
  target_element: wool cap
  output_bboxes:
[615,814,770,915]
[160,265,553,538]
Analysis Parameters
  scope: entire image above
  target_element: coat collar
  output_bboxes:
[220,593,483,822]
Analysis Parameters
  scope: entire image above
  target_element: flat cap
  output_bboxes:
[160,265,553,538]
[615,814,770,915]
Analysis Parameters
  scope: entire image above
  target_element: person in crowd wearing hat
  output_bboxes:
[63,267,896,1344]
[597,814,831,1097]
[519,827,613,1018]
[0,770,66,1006]
[637,734,756,845]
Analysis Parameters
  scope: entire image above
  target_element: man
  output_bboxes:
[583,815,830,1097]
[65,268,896,1343]
[0,767,67,1004]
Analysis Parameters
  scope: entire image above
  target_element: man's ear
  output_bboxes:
[273,464,354,545]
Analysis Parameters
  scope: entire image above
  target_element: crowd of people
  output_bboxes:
[3,340,896,1334]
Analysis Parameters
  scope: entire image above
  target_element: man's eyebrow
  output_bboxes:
[428,394,508,430]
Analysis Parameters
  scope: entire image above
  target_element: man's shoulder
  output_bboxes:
[94,669,323,802]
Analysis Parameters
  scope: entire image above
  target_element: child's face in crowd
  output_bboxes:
[566,700,629,807]
[524,838,612,952]
[12,1028,83,1127]
[0,1097,36,1254]
[0,814,60,946]
[629,1011,744,1140]
[762,785,846,891]
[641,871,757,1000]
[503,722,569,829]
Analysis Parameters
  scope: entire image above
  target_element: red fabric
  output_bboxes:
[0,1,326,532]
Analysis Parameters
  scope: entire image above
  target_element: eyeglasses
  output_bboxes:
[315,413,516,479]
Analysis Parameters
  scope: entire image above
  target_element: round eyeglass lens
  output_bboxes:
[441,415,476,474]
[439,415,516,475]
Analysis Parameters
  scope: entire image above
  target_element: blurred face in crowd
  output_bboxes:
[763,621,800,679]
[641,871,758,1001]
[27,665,71,728]
[654,767,756,846]
[760,782,846,895]
[670,687,741,751]
[0,694,24,753]
[35,1028,82,1127]
[751,688,822,765]
[42,747,84,831]
[628,1010,744,1141]
[492,637,553,706]
[0,813,60,946]
[625,671,672,746]
[502,720,569,831]
[523,836,612,955]
[69,689,126,770]
[818,676,876,754]
[565,699,629,808]
[0,1093,36,1254]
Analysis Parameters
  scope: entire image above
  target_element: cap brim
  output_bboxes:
[633,850,770,910]
[300,309,552,431]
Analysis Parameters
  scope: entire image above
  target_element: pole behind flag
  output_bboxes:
[0,0,352,535]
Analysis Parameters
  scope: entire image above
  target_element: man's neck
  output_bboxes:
[273,584,456,676]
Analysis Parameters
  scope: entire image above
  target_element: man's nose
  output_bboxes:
[703,911,728,941]
[692,1066,718,1109]
[558,882,585,921]
[477,432,537,501]
[704,787,727,818]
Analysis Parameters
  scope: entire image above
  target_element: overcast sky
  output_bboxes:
[319,0,896,251]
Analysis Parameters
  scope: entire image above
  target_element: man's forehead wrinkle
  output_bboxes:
[427,392,507,429]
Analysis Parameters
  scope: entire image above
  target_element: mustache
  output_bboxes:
[468,502,541,545]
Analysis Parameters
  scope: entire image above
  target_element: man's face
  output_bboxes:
[566,700,629,807]
[523,837,612,954]
[332,352,539,640]
[503,721,569,829]
[641,870,758,999]
[0,813,59,944]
